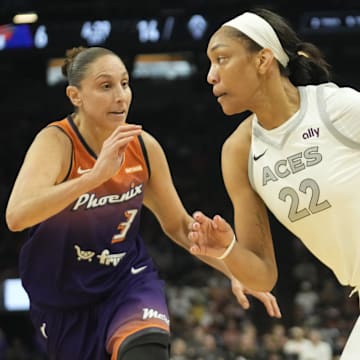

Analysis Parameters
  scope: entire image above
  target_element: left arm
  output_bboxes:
[141,130,281,317]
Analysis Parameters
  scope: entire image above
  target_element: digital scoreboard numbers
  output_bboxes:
[2,10,360,54]
[0,14,212,55]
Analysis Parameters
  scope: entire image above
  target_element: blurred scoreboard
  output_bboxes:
[2,10,360,57]
[0,13,220,56]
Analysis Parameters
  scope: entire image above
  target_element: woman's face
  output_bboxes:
[74,54,132,131]
[207,27,261,115]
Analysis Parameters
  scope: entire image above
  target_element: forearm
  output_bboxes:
[196,254,232,277]
[166,216,276,290]
[223,242,277,291]
[6,173,101,231]
[195,241,276,289]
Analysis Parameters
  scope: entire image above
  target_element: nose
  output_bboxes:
[207,65,218,85]
[114,84,128,101]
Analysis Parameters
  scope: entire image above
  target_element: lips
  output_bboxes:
[215,93,227,103]
[213,89,226,98]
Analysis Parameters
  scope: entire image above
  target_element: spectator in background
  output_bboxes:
[294,281,319,318]
[283,326,310,359]
[169,337,187,360]
[196,333,226,360]
[300,329,332,360]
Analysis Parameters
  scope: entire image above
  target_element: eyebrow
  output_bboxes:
[95,71,129,80]
[208,43,230,52]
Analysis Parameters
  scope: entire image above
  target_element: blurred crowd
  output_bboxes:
[166,262,357,360]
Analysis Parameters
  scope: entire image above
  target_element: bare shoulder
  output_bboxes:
[221,114,256,201]
[139,129,155,144]
[140,129,163,154]
[26,125,72,182]
[34,125,72,149]
[222,114,253,159]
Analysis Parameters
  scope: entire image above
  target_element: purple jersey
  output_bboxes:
[19,116,159,308]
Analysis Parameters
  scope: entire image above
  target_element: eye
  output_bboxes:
[121,80,129,88]
[101,82,111,90]
[217,56,227,64]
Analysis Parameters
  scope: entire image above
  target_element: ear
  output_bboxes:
[66,85,82,107]
[256,48,275,74]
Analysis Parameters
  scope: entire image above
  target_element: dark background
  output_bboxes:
[0,0,360,358]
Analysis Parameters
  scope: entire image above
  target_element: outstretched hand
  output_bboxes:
[231,277,281,318]
[91,124,142,183]
[188,211,235,258]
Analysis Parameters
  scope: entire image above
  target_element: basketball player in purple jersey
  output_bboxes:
[6,46,280,360]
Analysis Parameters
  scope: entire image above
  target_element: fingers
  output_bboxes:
[188,214,213,257]
[255,292,282,318]
[188,220,201,255]
[237,280,282,318]
[191,211,222,232]
[113,123,142,133]
[110,126,142,144]
[188,211,208,247]
[234,290,250,309]
[231,278,249,309]
[267,293,282,318]
[189,243,200,255]
[104,125,142,157]
[93,124,142,180]
[107,124,142,142]
[188,232,208,257]
[192,211,207,224]
[188,211,234,257]
[213,214,232,232]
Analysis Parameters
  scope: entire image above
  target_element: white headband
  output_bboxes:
[222,12,289,68]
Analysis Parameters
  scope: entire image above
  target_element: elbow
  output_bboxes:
[6,210,27,232]
[257,262,278,292]
[266,269,278,292]
[248,275,277,293]
[262,264,278,292]
[231,261,278,292]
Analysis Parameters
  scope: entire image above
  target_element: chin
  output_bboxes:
[221,105,238,116]
[221,101,247,116]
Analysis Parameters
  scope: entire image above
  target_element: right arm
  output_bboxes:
[6,124,141,231]
[142,129,280,317]
[190,117,278,291]
[221,117,278,291]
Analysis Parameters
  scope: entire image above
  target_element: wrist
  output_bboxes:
[216,235,237,260]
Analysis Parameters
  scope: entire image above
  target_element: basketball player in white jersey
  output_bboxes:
[188,8,360,360]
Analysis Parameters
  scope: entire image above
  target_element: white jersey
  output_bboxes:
[249,82,360,288]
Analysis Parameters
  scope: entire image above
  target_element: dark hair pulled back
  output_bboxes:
[228,8,332,86]
[61,46,117,87]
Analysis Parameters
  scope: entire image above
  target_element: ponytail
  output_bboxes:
[287,42,331,86]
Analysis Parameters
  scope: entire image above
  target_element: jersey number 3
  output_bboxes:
[279,178,331,222]
[112,209,138,243]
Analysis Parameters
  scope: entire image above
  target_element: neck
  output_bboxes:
[252,77,300,130]
[72,113,110,155]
